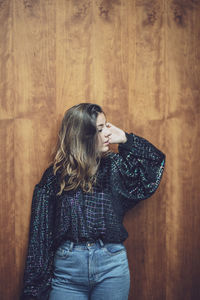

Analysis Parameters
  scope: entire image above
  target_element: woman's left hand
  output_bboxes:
[106,123,127,144]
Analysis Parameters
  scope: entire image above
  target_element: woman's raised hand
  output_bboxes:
[106,123,127,144]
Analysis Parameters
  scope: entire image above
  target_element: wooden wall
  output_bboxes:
[0,0,200,299]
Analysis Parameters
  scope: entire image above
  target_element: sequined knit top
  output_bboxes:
[21,132,165,300]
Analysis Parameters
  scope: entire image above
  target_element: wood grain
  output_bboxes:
[0,120,16,300]
[0,0,14,119]
[165,1,200,299]
[0,0,200,299]
[124,1,167,298]
[56,0,95,112]
[13,0,56,298]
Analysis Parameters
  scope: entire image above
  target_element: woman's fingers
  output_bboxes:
[105,123,126,144]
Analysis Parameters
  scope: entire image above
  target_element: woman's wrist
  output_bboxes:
[120,132,127,143]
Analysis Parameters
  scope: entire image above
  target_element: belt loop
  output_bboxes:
[98,239,104,247]
[69,241,74,251]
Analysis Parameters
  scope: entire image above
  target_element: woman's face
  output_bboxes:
[96,112,111,152]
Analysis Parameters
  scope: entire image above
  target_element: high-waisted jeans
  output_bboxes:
[49,239,130,300]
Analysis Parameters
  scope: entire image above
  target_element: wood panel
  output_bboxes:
[0,1,200,299]
[12,0,56,298]
[125,1,167,299]
[56,0,95,113]
[0,0,14,120]
[166,1,200,299]
[92,0,129,130]
[0,1,16,299]
[0,120,16,300]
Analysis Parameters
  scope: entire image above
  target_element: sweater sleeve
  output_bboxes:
[110,132,166,211]
[21,166,57,300]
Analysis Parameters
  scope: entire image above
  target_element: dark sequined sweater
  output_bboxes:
[21,132,165,300]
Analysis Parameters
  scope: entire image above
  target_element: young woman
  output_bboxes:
[21,103,165,300]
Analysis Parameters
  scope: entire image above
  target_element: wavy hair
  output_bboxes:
[50,103,106,195]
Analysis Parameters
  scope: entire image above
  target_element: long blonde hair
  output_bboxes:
[51,103,105,195]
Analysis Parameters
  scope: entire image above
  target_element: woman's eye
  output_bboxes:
[98,129,102,133]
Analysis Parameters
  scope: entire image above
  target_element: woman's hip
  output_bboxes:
[52,239,130,283]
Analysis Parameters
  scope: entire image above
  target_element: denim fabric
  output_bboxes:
[49,239,130,300]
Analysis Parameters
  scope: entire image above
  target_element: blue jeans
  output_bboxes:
[49,239,130,300]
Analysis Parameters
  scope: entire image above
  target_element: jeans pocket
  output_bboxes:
[103,243,126,256]
[55,245,71,259]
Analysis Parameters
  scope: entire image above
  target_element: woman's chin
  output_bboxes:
[101,144,110,152]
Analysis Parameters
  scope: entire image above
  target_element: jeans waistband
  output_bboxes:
[62,239,105,251]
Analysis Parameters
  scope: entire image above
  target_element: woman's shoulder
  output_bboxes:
[37,164,58,188]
